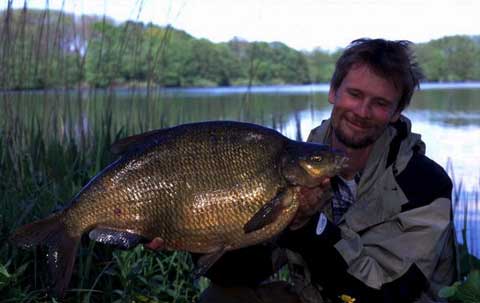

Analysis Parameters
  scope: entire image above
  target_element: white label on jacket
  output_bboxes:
[316,212,328,235]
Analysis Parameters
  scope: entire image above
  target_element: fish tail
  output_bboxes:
[10,213,80,298]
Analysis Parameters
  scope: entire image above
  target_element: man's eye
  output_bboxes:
[311,155,323,162]
[375,100,390,108]
[348,91,360,98]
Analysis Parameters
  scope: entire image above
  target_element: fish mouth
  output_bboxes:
[299,153,348,179]
[327,146,349,172]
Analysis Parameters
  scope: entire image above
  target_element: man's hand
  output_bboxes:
[144,237,165,251]
[289,178,331,230]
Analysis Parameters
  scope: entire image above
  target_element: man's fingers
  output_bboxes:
[144,237,165,251]
[290,181,333,230]
[289,217,310,230]
[321,177,331,187]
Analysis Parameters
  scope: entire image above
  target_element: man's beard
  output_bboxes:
[332,114,387,149]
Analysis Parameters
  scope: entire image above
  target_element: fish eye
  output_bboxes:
[310,155,323,162]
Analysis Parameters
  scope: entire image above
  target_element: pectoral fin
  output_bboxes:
[89,228,146,249]
[194,247,227,278]
[243,189,292,234]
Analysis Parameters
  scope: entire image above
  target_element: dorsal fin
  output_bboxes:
[110,128,168,155]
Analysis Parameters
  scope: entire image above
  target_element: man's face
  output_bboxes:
[329,64,402,149]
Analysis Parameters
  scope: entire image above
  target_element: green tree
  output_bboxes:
[416,36,480,81]
[159,29,195,87]
[1,8,88,89]
[307,48,336,83]
[415,43,448,81]
[85,18,124,87]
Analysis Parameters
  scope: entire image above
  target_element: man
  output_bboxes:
[195,38,457,303]
[280,38,456,302]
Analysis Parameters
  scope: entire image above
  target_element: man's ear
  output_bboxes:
[328,89,336,105]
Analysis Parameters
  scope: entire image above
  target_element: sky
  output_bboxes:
[4,0,480,51]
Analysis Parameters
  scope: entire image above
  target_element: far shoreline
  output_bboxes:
[3,81,480,96]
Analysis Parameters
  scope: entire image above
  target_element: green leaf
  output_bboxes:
[438,285,458,298]
[444,270,480,302]
[0,263,11,279]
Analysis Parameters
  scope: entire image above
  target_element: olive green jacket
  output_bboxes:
[307,116,457,301]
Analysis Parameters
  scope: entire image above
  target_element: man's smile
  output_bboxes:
[343,115,371,132]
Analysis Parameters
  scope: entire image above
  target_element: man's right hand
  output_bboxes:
[289,178,331,230]
[144,237,165,251]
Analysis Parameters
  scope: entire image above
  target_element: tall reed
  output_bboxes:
[447,159,480,279]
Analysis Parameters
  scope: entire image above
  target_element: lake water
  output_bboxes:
[2,83,479,256]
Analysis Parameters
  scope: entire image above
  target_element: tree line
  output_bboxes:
[1,7,480,90]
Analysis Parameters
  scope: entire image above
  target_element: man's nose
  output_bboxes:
[354,100,372,119]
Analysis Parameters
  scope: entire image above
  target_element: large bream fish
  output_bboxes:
[11,121,346,297]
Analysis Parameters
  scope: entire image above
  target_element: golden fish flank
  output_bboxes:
[10,121,347,297]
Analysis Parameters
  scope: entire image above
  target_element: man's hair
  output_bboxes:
[330,38,424,112]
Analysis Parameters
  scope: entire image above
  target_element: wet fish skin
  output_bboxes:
[10,121,346,297]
